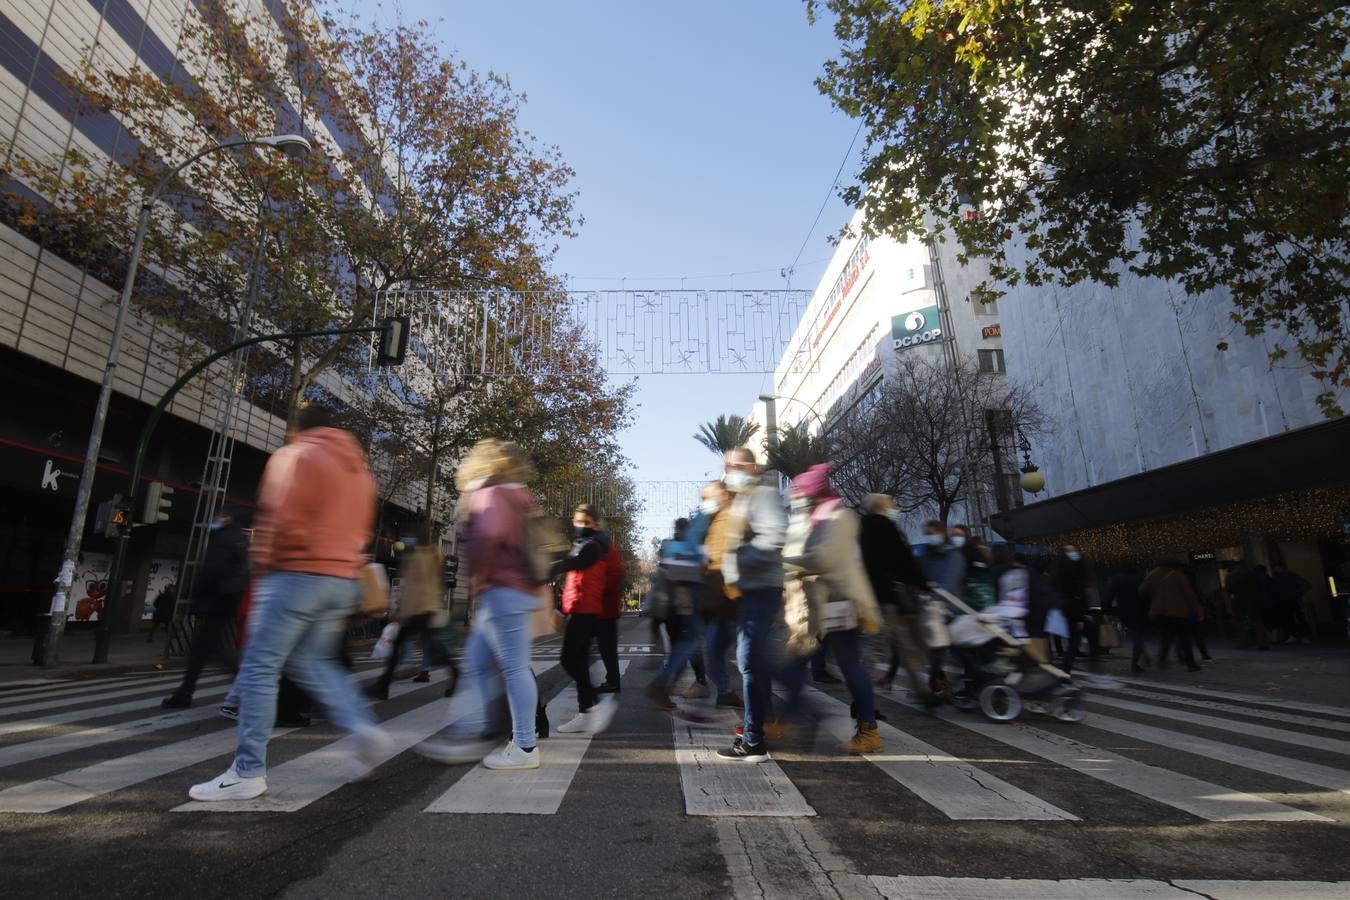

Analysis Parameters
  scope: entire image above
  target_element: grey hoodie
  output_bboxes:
[721,477,787,592]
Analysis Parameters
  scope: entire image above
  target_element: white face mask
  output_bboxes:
[886,510,903,525]
[950,535,967,549]
[723,471,754,492]
[699,499,720,516]
[790,496,812,511]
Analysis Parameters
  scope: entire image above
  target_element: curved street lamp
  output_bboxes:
[1018,430,1046,494]
[44,134,312,666]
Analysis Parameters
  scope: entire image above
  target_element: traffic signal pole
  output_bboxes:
[88,319,406,663]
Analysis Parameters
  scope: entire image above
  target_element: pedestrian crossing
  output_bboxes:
[1,662,1348,829]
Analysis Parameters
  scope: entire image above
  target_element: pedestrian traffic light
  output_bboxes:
[376,315,410,366]
[140,481,174,524]
[95,494,131,538]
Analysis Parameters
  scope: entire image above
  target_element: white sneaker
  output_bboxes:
[588,695,619,734]
[415,736,497,765]
[349,724,396,781]
[482,740,540,770]
[188,765,266,802]
[556,712,591,734]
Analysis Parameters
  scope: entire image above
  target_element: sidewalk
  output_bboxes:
[1086,635,1349,710]
[0,627,180,684]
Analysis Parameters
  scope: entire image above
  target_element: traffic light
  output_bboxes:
[95,494,131,538]
[140,481,174,524]
[375,315,410,366]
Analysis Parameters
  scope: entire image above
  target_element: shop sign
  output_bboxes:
[982,323,1001,339]
[1189,551,1217,564]
[812,235,870,347]
[892,305,943,350]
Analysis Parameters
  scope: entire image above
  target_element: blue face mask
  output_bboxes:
[950,535,967,549]
[925,533,945,547]
[1066,551,1082,562]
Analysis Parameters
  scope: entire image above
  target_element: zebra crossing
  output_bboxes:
[1,661,1348,827]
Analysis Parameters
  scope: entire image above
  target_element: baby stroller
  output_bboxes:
[928,587,1084,723]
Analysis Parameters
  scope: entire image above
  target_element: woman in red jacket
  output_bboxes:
[555,504,619,734]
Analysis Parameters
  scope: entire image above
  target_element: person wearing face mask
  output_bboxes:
[648,517,710,707]
[692,480,743,709]
[918,520,965,698]
[715,448,787,763]
[1054,544,1098,673]
[162,507,250,709]
[780,465,885,752]
[554,504,620,734]
[858,494,931,699]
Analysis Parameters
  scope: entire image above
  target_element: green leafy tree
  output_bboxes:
[694,414,760,457]
[810,0,1349,414]
[764,423,828,478]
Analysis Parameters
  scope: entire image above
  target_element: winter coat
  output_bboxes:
[559,530,612,616]
[1142,566,1202,620]
[858,513,925,613]
[600,543,625,619]
[721,479,787,593]
[251,427,376,579]
[460,484,540,595]
[920,543,966,597]
[191,523,250,615]
[783,501,882,656]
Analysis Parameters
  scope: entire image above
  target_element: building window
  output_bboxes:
[976,296,998,315]
[978,349,1006,373]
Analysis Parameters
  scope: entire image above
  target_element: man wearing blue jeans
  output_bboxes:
[189,404,391,802]
[715,449,786,763]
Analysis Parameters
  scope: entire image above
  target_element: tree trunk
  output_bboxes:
[424,410,443,527]
[285,339,305,435]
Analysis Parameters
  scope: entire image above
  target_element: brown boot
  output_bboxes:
[839,722,882,754]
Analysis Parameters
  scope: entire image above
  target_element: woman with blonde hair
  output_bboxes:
[430,438,544,769]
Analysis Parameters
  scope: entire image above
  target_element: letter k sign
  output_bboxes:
[41,459,67,492]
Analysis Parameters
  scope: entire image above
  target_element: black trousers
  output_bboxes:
[595,617,621,686]
[1156,616,1197,668]
[176,613,237,697]
[378,613,433,691]
[562,613,602,712]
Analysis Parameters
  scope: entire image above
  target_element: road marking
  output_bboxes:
[886,698,1327,822]
[0,673,169,704]
[1115,687,1350,734]
[0,680,233,739]
[425,660,628,815]
[674,715,816,818]
[1080,711,1350,809]
[719,818,882,900]
[170,666,470,813]
[869,876,1350,899]
[0,673,232,721]
[805,687,1076,821]
[1089,695,1350,757]
[1115,679,1350,720]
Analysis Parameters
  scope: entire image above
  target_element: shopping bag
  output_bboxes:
[531,587,564,639]
[1025,637,1051,663]
[921,597,951,649]
[1045,608,1071,639]
[426,623,457,666]
[1098,620,1123,649]
[370,622,400,659]
[358,562,390,616]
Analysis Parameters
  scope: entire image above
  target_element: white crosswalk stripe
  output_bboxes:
[1116,679,1350,720]
[869,876,1350,899]
[425,660,628,815]
[805,687,1076,821]
[0,672,169,705]
[0,661,1346,827]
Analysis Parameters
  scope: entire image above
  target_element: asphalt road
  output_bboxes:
[2,616,1348,899]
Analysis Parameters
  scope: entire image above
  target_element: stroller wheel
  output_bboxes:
[1052,699,1084,723]
[978,684,1022,722]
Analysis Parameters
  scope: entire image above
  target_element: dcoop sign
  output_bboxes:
[892,305,943,350]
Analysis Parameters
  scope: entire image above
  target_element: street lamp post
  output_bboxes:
[42,134,311,667]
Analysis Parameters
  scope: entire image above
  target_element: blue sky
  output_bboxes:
[401,1,858,532]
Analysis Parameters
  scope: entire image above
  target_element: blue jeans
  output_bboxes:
[233,571,374,778]
[779,628,875,726]
[657,613,704,685]
[704,617,736,695]
[463,587,538,750]
[736,588,782,746]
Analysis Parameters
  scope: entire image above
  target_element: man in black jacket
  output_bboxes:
[859,494,932,700]
[162,508,250,708]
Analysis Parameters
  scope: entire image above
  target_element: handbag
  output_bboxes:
[358,562,390,616]
[1098,620,1123,649]
[531,587,564,638]
[920,596,951,649]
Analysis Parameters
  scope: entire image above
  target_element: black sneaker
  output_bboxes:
[813,672,841,684]
[276,712,311,728]
[716,738,769,763]
[595,681,621,694]
[716,691,744,709]
[161,693,192,709]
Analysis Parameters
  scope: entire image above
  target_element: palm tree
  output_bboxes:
[693,414,760,457]
[763,424,828,479]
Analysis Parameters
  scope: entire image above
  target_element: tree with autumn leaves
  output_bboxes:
[5,2,640,557]
[810,0,1348,414]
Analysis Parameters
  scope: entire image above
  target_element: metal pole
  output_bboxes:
[91,324,383,663]
[42,200,152,666]
[43,135,308,667]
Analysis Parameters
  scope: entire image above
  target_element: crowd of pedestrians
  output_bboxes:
[165,416,1324,796]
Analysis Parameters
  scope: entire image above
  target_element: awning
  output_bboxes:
[990,416,1350,543]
